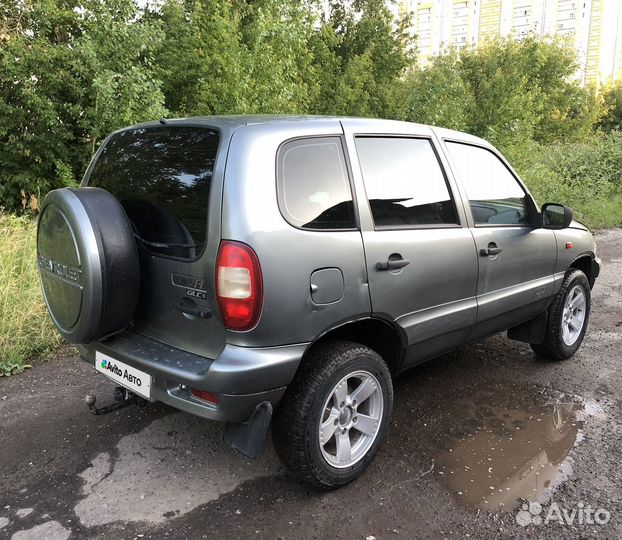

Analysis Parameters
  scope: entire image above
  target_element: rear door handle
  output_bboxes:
[376,259,410,271]
[479,243,502,257]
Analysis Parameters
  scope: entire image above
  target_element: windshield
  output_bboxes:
[87,126,220,259]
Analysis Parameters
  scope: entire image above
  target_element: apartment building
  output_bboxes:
[389,0,622,85]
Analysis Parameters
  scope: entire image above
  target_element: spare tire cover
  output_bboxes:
[37,187,140,344]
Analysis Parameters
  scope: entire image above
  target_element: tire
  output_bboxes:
[37,187,140,344]
[272,340,393,489]
[531,269,591,360]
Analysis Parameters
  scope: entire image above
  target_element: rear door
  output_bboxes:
[442,140,557,338]
[86,125,227,359]
[342,120,479,366]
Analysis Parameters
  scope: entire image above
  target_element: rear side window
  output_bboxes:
[355,137,458,227]
[277,137,355,230]
[88,126,219,259]
[445,141,531,226]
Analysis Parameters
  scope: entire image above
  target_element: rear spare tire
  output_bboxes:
[37,187,139,344]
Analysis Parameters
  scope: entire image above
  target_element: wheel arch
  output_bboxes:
[302,315,406,376]
[568,252,596,288]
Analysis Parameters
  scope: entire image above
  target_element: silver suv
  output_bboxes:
[37,116,600,488]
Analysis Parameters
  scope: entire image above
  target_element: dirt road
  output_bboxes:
[1,229,620,540]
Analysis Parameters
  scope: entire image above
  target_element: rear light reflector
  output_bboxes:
[216,241,263,331]
[191,389,220,405]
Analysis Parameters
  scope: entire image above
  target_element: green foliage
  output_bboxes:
[0,212,62,375]
[596,81,622,132]
[460,35,596,147]
[512,131,622,229]
[0,0,83,210]
[157,0,247,115]
[0,0,167,211]
[404,51,475,130]
[308,0,414,117]
[240,0,316,113]
[78,0,168,152]
[0,0,619,228]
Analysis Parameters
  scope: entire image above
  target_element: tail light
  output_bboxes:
[216,241,263,331]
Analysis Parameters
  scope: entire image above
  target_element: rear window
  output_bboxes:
[277,137,356,230]
[88,126,219,259]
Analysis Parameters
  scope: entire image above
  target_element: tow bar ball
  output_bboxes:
[85,386,147,415]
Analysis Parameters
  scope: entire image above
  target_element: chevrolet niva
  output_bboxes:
[37,116,599,488]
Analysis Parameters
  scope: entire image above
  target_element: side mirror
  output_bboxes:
[542,203,573,229]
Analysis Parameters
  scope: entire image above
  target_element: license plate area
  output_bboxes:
[95,351,152,399]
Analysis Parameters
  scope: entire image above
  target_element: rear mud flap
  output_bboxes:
[224,401,273,459]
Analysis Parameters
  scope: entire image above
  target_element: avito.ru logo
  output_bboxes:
[100,358,123,377]
[516,501,611,527]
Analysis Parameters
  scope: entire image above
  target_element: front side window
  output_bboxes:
[355,137,458,227]
[277,137,355,230]
[445,142,531,226]
[88,126,219,259]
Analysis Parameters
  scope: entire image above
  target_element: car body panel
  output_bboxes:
[221,120,371,348]
[433,128,560,337]
[341,119,479,365]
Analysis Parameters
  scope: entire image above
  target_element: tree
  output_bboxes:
[596,80,622,132]
[0,0,168,213]
[238,0,316,113]
[0,0,86,211]
[403,51,475,130]
[78,0,168,154]
[156,0,247,115]
[308,0,414,117]
[458,36,596,147]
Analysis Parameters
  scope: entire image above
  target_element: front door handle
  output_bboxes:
[376,258,410,271]
[479,243,502,257]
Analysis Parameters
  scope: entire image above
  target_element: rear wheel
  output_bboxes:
[272,340,393,489]
[531,269,591,360]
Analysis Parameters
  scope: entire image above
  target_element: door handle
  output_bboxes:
[178,302,212,319]
[479,243,502,257]
[376,258,410,271]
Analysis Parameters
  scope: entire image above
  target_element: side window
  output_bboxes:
[355,137,458,227]
[277,137,355,230]
[445,142,531,226]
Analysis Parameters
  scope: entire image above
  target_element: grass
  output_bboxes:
[0,212,62,376]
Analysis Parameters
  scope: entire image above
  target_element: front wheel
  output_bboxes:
[531,269,591,360]
[272,340,393,489]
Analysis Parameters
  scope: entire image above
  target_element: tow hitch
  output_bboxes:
[84,386,147,415]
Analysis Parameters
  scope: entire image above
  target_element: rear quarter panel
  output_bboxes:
[221,121,371,347]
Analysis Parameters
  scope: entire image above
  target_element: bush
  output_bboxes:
[0,212,62,376]
[513,131,622,229]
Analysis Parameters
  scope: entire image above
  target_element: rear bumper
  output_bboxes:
[77,332,308,422]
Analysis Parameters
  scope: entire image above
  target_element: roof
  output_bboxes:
[115,115,491,148]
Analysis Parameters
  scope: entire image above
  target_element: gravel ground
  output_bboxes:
[0,229,620,540]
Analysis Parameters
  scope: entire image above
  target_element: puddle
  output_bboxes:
[435,382,592,511]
